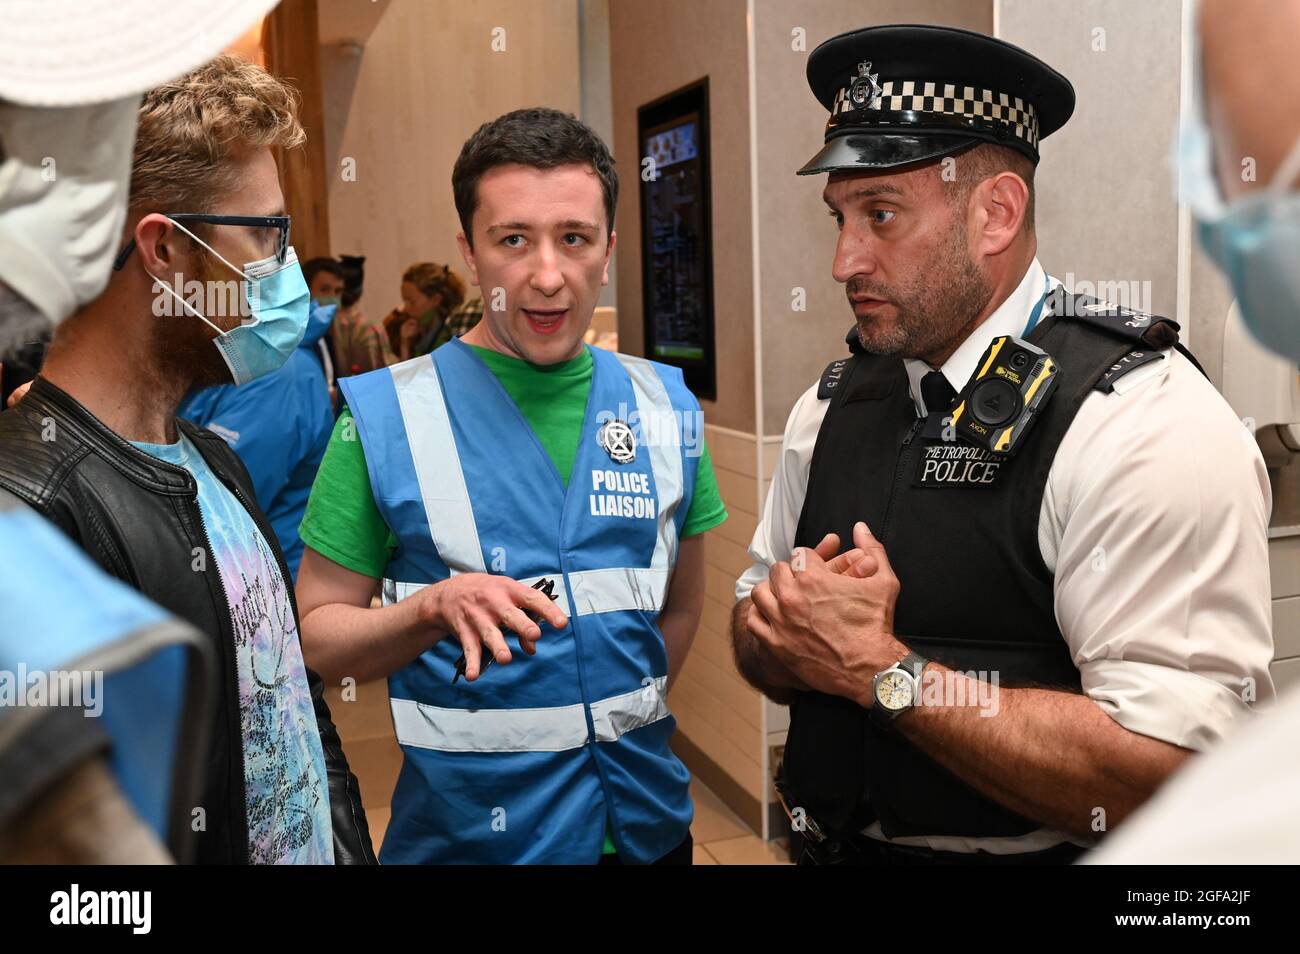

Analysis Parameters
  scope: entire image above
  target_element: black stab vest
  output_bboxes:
[782,289,1200,840]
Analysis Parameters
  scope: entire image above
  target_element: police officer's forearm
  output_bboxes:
[892,664,1193,840]
[730,598,803,706]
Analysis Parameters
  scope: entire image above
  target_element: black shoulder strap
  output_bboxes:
[1174,342,1209,380]
[815,326,871,400]
[1036,287,1181,349]
[1034,288,1211,390]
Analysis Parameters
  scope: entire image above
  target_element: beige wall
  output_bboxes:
[579,0,618,309]
[318,0,582,323]
[1001,0,1184,323]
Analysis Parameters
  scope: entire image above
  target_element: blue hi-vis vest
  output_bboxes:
[0,491,209,858]
[339,340,701,864]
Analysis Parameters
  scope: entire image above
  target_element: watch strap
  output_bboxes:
[900,650,929,682]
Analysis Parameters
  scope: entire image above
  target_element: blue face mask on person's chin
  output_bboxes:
[1178,42,1300,363]
[148,217,311,386]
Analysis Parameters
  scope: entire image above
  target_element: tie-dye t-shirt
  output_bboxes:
[131,433,334,865]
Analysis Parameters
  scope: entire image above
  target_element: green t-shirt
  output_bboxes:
[299,343,727,857]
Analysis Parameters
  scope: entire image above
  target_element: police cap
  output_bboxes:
[799,24,1075,175]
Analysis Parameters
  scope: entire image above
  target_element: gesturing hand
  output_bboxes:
[418,574,570,681]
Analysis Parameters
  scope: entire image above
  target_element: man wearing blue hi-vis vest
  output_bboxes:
[296,107,728,864]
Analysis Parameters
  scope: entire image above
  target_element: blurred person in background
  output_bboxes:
[446,294,487,347]
[331,253,393,375]
[303,256,345,307]
[302,255,344,404]
[382,261,471,361]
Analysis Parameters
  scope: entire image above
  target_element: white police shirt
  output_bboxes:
[736,258,1276,854]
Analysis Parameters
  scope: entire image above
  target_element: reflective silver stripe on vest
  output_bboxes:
[568,567,669,614]
[391,357,486,573]
[589,676,670,742]
[390,675,670,752]
[391,697,588,752]
[613,353,683,577]
[382,568,669,617]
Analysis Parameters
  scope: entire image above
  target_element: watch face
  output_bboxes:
[875,670,915,711]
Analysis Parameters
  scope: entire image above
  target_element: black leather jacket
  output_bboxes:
[0,376,375,864]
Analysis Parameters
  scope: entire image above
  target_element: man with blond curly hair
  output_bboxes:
[0,54,375,865]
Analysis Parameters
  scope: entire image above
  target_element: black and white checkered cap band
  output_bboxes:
[831,79,1040,149]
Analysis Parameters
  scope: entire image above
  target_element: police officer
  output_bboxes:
[730,24,1275,865]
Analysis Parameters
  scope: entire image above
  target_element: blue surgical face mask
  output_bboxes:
[1177,32,1300,363]
[305,299,337,339]
[148,217,310,385]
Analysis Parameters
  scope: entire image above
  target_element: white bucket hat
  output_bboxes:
[0,0,281,106]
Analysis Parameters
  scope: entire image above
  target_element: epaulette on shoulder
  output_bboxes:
[1042,287,1180,350]
[818,356,851,400]
[815,325,868,399]
[1093,348,1166,393]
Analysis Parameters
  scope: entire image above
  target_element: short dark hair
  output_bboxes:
[302,256,343,287]
[942,143,1036,233]
[452,107,618,247]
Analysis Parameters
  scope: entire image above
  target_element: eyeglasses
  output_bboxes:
[112,213,292,271]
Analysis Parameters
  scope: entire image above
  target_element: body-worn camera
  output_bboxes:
[950,336,1058,456]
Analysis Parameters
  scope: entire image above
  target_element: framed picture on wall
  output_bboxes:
[638,78,717,401]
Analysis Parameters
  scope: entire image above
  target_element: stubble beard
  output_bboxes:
[849,219,995,362]
[148,251,241,391]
